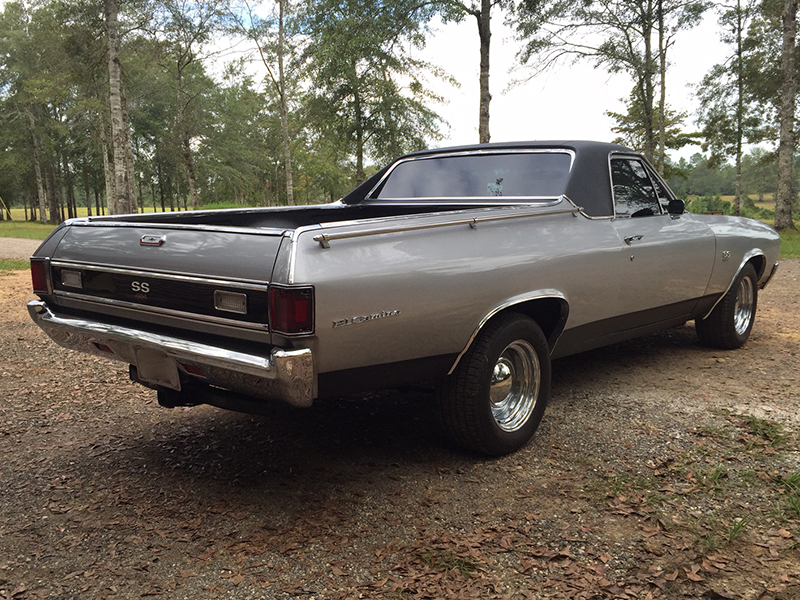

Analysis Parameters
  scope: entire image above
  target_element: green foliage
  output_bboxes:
[686,195,733,215]
[777,228,800,258]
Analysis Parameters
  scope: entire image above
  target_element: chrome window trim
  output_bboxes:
[310,202,579,248]
[608,151,678,220]
[367,148,577,201]
[49,260,269,289]
[53,290,270,331]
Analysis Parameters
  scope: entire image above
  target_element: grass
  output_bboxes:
[778,227,800,259]
[0,220,58,240]
[0,259,29,274]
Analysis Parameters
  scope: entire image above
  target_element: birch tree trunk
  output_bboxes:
[278,0,294,205]
[776,0,798,231]
[477,0,491,144]
[104,0,132,215]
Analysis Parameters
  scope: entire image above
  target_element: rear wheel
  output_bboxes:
[696,263,758,349]
[436,314,551,456]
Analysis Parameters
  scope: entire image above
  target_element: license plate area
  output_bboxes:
[134,348,181,390]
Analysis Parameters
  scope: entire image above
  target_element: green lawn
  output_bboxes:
[0,259,30,274]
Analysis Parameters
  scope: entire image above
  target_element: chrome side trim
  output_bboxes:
[28,300,314,407]
[53,291,270,331]
[447,291,569,375]
[759,262,779,290]
[50,260,269,289]
[312,204,579,248]
[74,219,287,237]
[702,250,766,320]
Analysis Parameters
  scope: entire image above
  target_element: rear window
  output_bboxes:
[372,152,572,200]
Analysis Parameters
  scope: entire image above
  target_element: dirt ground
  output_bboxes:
[1,262,798,600]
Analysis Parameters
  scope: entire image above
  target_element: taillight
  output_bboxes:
[30,258,49,294]
[269,286,314,335]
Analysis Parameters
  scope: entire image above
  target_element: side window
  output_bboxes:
[611,158,662,218]
[649,171,673,212]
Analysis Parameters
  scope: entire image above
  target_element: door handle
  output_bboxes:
[624,235,643,245]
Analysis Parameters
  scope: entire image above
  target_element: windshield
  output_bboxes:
[372,152,572,201]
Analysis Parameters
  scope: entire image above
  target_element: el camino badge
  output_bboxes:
[333,310,400,328]
[140,235,165,246]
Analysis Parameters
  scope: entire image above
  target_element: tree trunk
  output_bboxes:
[121,87,137,211]
[104,0,131,215]
[734,0,744,217]
[176,66,200,210]
[476,0,491,144]
[776,0,798,231]
[642,0,656,163]
[278,0,295,205]
[657,0,666,174]
[354,85,365,185]
[100,124,115,210]
[26,109,48,223]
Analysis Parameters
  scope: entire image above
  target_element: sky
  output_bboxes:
[0,0,728,160]
[417,14,728,159]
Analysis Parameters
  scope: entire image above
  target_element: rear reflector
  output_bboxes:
[30,259,49,294]
[269,286,314,335]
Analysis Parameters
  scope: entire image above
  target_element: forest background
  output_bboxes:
[0,0,799,235]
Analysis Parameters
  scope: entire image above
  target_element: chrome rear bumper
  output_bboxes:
[27,300,314,407]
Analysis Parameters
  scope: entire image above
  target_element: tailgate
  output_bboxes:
[44,224,285,331]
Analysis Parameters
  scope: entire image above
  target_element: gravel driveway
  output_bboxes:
[1,262,798,599]
[0,237,41,260]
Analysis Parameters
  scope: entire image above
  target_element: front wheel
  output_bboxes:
[436,314,551,456]
[696,263,758,349]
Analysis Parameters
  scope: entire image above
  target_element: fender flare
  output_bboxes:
[702,249,766,320]
[448,290,569,375]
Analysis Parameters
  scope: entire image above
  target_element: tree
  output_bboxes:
[514,0,707,165]
[149,0,226,209]
[608,89,697,173]
[229,0,301,205]
[775,0,798,230]
[105,0,137,214]
[301,0,444,184]
[697,0,763,215]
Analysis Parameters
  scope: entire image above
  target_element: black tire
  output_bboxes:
[696,263,758,349]
[436,313,551,456]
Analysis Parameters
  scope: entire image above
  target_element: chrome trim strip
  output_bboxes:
[447,290,569,375]
[49,260,269,289]
[28,300,314,407]
[759,262,779,290]
[702,250,766,319]
[561,195,613,221]
[312,203,579,248]
[53,291,270,331]
[73,219,287,237]
[367,148,577,199]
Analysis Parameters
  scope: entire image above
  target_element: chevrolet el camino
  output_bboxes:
[28,141,781,455]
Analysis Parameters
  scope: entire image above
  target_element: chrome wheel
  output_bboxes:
[733,275,755,337]
[489,340,541,432]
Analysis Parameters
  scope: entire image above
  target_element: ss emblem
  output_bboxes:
[131,281,150,293]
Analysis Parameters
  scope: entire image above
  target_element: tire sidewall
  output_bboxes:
[472,317,551,455]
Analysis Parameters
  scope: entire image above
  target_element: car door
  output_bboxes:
[609,155,715,324]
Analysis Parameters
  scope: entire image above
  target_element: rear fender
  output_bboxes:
[448,291,569,375]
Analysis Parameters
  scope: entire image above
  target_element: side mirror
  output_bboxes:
[667,199,685,215]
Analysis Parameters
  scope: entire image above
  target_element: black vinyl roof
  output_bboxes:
[342,141,639,217]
